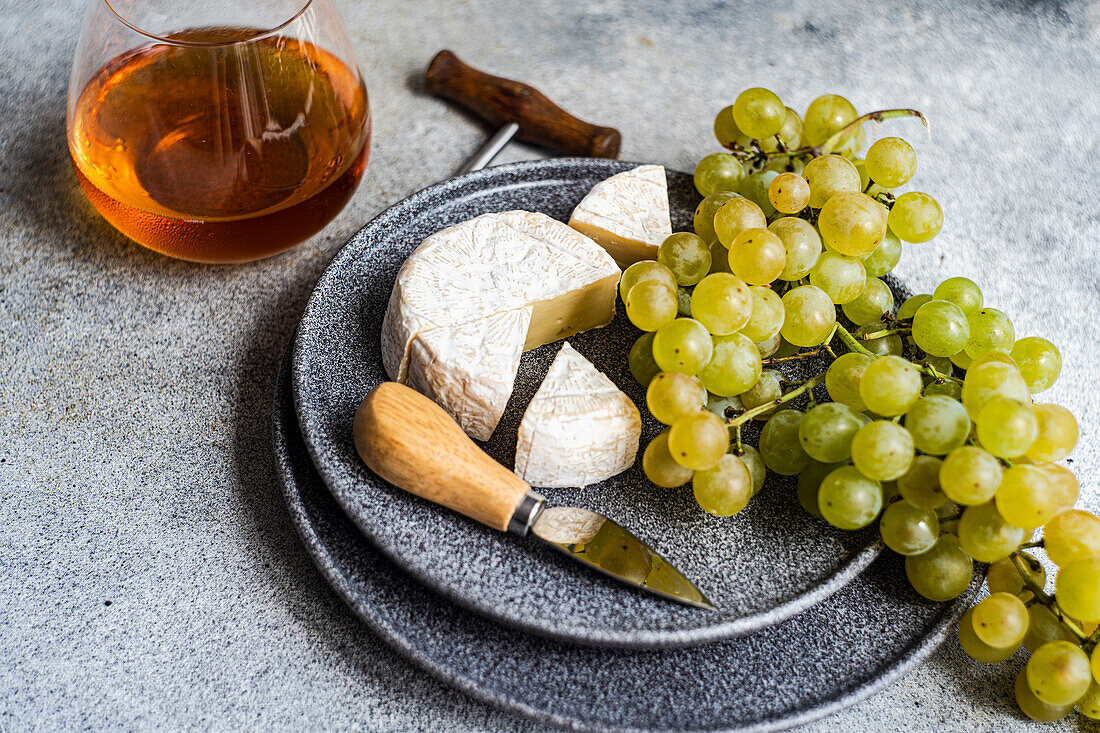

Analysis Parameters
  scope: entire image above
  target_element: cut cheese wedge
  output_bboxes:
[515,343,641,488]
[380,211,620,441]
[568,164,672,267]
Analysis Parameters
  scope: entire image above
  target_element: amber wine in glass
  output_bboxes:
[67,1,371,263]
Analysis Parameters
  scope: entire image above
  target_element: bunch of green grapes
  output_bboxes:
[622,86,1100,723]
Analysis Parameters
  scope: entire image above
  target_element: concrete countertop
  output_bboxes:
[3,0,1099,730]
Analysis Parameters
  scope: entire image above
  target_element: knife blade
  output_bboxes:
[353,381,714,610]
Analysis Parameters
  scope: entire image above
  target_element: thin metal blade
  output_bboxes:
[530,506,715,610]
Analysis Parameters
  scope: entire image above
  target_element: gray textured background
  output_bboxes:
[2,0,1099,730]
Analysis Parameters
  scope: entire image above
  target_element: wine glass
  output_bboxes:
[67,0,371,263]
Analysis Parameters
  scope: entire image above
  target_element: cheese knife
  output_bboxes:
[354,382,715,610]
[424,50,622,174]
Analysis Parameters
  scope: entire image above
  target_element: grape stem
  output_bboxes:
[832,323,964,384]
[762,346,829,365]
[819,108,931,156]
[726,373,826,428]
[1010,552,1091,645]
[1018,540,1044,550]
[859,327,910,340]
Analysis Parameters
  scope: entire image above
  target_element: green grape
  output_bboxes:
[911,300,970,357]
[620,260,678,300]
[859,355,921,417]
[694,152,745,197]
[986,551,1046,596]
[693,454,753,516]
[1077,681,1100,720]
[690,273,753,335]
[1015,667,1075,723]
[780,285,836,347]
[1039,464,1080,515]
[1055,557,1100,622]
[732,87,786,140]
[708,239,732,274]
[797,461,842,517]
[861,230,902,278]
[739,170,779,217]
[939,446,1003,505]
[797,402,863,463]
[957,501,1025,562]
[958,608,1018,663]
[755,330,783,358]
[760,106,803,152]
[897,293,932,320]
[964,307,1015,359]
[728,228,787,285]
[853,158,871,191]
[826,352,873,411]
[628,332,660,385]
[802,154,861,208]
[932,276,982,315]
[668,410,729,471]
[817,191,887,257]
[1095,646,1100,688]
[850,420,914,480]
[713,105,751,149]
[740,286,784,343]
[976,396,1038,459]
[905,535,973,601]
[904,395,970,455]
[841,277,894,325]
[735,444,766,495]
[995,465,1059,530]
[769,217,823,281]
[768,172,810,214]
[818,465,883,530]
[924,379,962,399]
[960,361,1029,421]
[1043,510,1100,568]
[1011,336,1062,393]
[809,251,867,304]
[949,349,973,370]
[759,409,811,475]
[739,369,782,419]
[645,371,706,425]
[803,94,859,147]
[865,136,917,188]
[712,196,767,248]
[1027,640,1093,706]
[658,232,711,286]
[766,154,806,176]
[898,455,947,509]
[625,280,678,331]
[677,286,692,317]
[971,592,1029,648]
[694,191,740,243]
[652,318,713,375]
[1024,604,1076,653]
[643,431,694,487]
[887,191,943,243]
[918,354,954,381]
[699,332,761,396]
[856,323,904,356]
[706,392,742,420]
[880,500,939,555]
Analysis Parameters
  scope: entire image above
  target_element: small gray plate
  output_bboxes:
[291,158,883,648]
[275,354,980,732]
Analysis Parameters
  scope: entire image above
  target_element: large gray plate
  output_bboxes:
[275,354,980,732]
[291,158,883,648]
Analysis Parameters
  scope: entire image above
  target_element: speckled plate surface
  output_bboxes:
[291,158,884,648]
[275,354,980,732]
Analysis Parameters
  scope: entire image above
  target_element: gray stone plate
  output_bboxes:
[275,353,980,732]
[291,158,882,649]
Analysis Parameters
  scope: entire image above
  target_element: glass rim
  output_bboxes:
[101,0,314,47]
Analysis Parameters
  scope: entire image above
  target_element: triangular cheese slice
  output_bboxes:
[514,343,641,488]
[568,165,672,267]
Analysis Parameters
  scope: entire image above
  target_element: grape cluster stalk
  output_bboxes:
[624,87,1100,722]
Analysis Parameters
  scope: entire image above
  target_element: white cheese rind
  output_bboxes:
[515,343,641,488]
[380,211,620,440]
[567,164,672,267]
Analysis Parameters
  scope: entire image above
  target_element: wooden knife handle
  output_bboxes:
[353,382,532,532]
[425,49,621,159]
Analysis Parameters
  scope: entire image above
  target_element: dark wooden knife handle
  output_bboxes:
[425,50,621,159]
